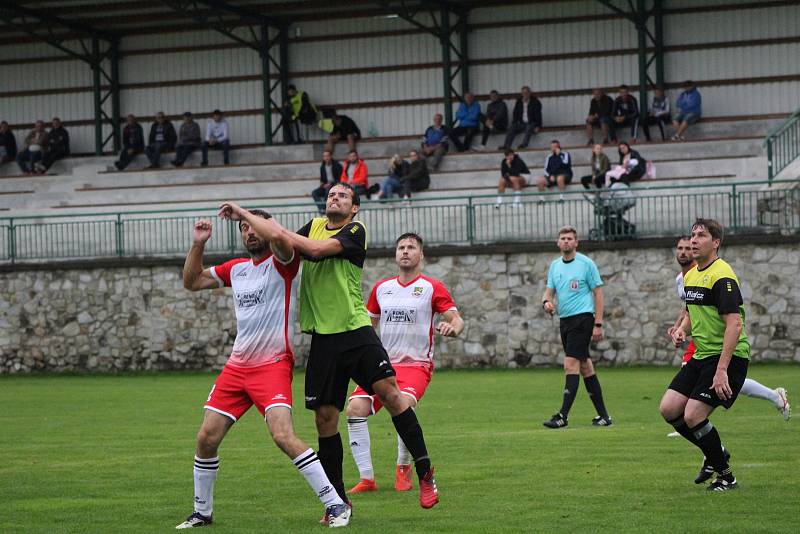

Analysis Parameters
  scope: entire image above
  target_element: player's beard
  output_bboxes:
[676,256,693,267]
[245,238,268,256]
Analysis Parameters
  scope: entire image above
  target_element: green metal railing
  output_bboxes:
[765,107,800,182]
[1,180,798,264]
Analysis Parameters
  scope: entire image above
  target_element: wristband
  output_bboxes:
[542,300,550,309]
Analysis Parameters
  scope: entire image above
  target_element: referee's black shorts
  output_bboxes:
[668,355,749,409]
[559,312,594,361]
[305,326,396,411]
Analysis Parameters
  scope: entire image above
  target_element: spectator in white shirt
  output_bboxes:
[201,109,230,166]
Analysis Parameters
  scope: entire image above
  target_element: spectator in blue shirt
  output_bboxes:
[671,81,702,141]
[420,113,450,169]
[450,93,481,152]
[536,140,573,202]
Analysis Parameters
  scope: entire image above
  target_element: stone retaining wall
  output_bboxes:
[1,241,798,373]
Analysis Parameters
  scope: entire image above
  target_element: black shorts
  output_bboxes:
[305,326,396,411]
[546,172,573,187]
[668,355,749,409]
[559,313,594,360]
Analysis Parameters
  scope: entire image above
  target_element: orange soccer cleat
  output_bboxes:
[394,464,413,491]
[347,478,378,494]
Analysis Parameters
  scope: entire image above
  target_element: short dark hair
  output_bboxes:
[238,209,272,231]
[683,80,694,87]
[692,218,723,244]
[183,111,192,117]
[288,84,297,91]
[504,148,515,156]
[331,182,360,206]
[52,117,61,121]
[396,232,423,248]
[348,149,358,156]
[676,235,691,244]
[0,121,7,126]
[489,89,499,94]
[619,84,629,91]
[550,139,560,146]
[212,109,222,114]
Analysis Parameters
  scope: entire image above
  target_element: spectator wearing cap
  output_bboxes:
[0,121,19,166]
[201,109,230,166]
[171,112,202,167]
[35,117,70,174]
[145,111,177,169]
[114,114,145,171]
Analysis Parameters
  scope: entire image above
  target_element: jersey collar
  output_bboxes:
[396,274,423,288]
[251,251,273,266]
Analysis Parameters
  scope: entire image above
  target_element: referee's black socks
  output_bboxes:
[560,374,580,417]
[318,433,347,502]
[666,416,701,446]
[690,419,731,475]
[391,407,431,480]
[583,374,609,418]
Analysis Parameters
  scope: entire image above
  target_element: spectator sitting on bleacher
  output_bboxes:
[500,86,542,150]
[450,92,481,152]
[17,120,48,175]
[378,154,410,201]
[581,143,611,190]
[282,84,317,145]
[202,109,230,166]
[643,87,671,141]
[495,148,530,208]
[0,121,18,166]
[340,149,375,199]
[325,112,361,154]
[585,88,614,145]
[114,114,144,171]
[312,149,342,214]
[421,113,450,169]
[478,90,508,150]
[671,81,702,141]
[404,149,430,197]
[610,85,639,143]
[607,142,646,186]
[171,112,202,167]
[536,140,573,202]
[35,117,70,174]
[145,111,177,169]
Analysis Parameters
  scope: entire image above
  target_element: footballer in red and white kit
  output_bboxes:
[345,233,464,494]
[175,211,348,530]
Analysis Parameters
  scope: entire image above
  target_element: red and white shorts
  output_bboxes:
[349,364,432,415]
[682,340,696,363]
[204,359,293,422]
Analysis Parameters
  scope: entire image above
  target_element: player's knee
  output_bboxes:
[196,427,222,453]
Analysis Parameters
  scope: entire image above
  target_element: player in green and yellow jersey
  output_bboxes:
[219,183,440,518]
[659,218,749,492]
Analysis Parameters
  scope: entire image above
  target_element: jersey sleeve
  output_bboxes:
[366,283,381,317]
[332,221,367,263]
[431,280,457,313]
[586,259,603,289]
[546,262,555,289]
[711,277,743,314]
[273,249,301,280]
[210,258,248,287]
[296,220,313,237]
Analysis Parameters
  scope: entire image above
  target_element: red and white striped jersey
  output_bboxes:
[366,274,457,367]
[210,252,300,368]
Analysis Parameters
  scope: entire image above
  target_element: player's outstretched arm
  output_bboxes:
[436,310,464,337]
[219,201,344,260]
[183,219,219,291]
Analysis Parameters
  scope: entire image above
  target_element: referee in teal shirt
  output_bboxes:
[541,225,612,428]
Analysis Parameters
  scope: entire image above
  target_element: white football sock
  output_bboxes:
[346,417,374,481]
[740,378,779,404]
[496,195,503,204]
[513,191,521,204]
[396,433,412,465]
[193,455,219,517]
[293,448,344,508]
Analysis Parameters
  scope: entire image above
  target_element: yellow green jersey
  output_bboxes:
[296,218,372,334]
[683,258,750,360]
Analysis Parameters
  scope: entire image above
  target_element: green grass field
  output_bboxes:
[2,366,799,533]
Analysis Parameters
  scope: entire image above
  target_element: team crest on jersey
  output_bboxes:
[412,286,424,297]
[570,279,579,290]
[702,275,709,284]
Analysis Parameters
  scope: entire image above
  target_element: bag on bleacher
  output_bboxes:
[319,118,334,133]
[645,160,656,179]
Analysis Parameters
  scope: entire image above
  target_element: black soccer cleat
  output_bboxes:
[175,511,212,529]
[592,415,613,427]
[707,475,737,492]
[695,448,731,484]
[543,412,568,429]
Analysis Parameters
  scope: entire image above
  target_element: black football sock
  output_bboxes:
[318,433,347,502]
[391,408,431,480]
[559,374,580,417]
[691,420,732,477]
[583,374,609,418]
[666,416,701,446]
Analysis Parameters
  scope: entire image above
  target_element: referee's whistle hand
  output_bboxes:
[543,302,555,315]
[712,370,731,400]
